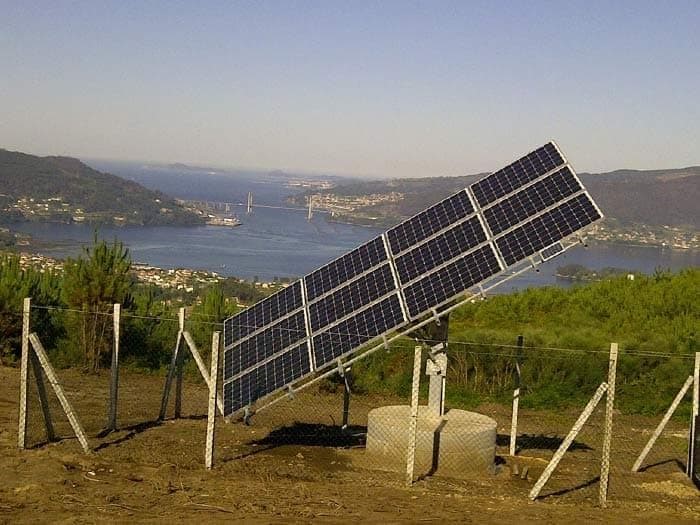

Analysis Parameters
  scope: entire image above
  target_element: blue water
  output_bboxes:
[11,209,699,289]
[12,209,379,281]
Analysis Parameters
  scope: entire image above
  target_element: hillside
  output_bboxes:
[0,149,204,226]
[292,166,700,230]
[579,169,699,228]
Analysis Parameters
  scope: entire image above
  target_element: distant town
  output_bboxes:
[7,251,288,307]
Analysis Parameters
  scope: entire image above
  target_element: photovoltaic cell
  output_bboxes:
[403,245,501,318]
[394,216,487,284]
[223,281,302,346]
[308,264,396,331]
[495,193,601,266]
[471,142,564,207]
[483,166,582,235]
[223,342,310,415]
[312,294,405,368]
[387,190,473,255]
[540,242,564,260]
[304,236,387,300]
[224,311,306,379]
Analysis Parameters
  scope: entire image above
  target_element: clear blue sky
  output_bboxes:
[1,1,698,177]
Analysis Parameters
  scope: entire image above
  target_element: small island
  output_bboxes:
[555,264,631,282]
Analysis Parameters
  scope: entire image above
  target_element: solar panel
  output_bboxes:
[394,215,487,284]
[471,142,564,207]
[224,281,303,346]
[312,294,406,368]
[494,193,601,266]
[222,141,603,417]
[386,190,473,255]
[224,342,311,414]
[224,311,307,379]
[402,245,502,318]
[308,264,396,332]
[483,166,581,235]
[305,236,387,300]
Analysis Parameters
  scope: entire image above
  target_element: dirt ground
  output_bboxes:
[0,365,697,524]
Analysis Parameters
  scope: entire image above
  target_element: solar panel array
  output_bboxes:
[223,141,603,416]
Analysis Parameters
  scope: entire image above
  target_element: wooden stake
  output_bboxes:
[529,382,608,500]
[18,297,30,449]
[205,331,220,470]
[107,303,120,432]
[29,333,90,453]
[509,335,523,456]
[632,375,694,472]
[406,345,422,486]
[599,343,618,507]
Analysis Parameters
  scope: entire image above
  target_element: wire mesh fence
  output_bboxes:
[8,302,699,510]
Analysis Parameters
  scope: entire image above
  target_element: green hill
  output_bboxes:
[0,149,204,226]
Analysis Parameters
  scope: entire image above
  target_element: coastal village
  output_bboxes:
[9,251,284,305]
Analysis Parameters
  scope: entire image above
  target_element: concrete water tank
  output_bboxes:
[366,405,497,477]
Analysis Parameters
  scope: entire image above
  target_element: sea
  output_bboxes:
[10,161,699,292]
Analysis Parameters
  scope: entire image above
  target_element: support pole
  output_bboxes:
[159,312,184,421]
[529,382,608,500]
[205,331,220,470]
[29,333,90,453]
[599,342,618,507]
[509,335,523,456]
[342,369,351,430]
[174,308,185,419]
[30,351,56,442]
[632,375,694,472]
[406,344,423,486]
[182,331,224,416]
[107,303,120,432]
[18,297,31,449]
[686,352,699,477]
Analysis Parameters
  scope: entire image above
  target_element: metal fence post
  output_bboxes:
[107,303,120,432]
[599,342,618,507]
[687,352,699,477]
[529,382,608,500]
[29,350,56,442]
[18,297,31,449]
[159,314,184,421]
[29,333,90,453]
[205,331,220,470]
[174,307,185,419]
[632,375,694,472]
[342,368,352,430]
[509,334,523,456]
[406,344,423,486]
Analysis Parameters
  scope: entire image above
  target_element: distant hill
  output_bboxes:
[578,168,700,228]
[0,149,204,226]
[299,166,700,229]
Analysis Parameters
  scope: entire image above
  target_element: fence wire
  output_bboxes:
[10,305,699,511]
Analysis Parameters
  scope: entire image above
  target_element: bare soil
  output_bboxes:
[0,366,697,523]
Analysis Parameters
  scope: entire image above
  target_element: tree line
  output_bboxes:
[0,239,267,371]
